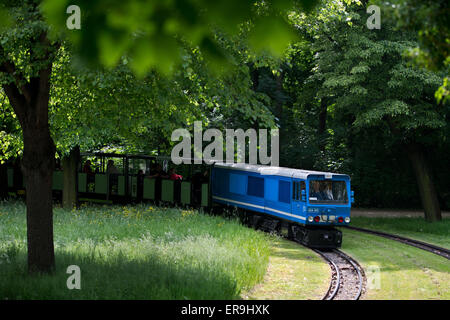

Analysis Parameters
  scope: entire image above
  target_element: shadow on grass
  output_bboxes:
[0,250,239,300]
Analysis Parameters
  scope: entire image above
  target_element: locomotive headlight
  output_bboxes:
[345,217,350,223]
[308,216,314,222]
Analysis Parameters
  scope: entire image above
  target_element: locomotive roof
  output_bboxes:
[213,162,350,180]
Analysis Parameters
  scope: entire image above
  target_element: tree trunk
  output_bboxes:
[0,163,7,199]
[62,146,80,210]
[22,124,56,273]
[1,32,57,274]
[275,75,284,165]
[406,144,442,222]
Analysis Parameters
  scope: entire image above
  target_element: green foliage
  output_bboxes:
[0,1,57,82]
[0,0,56,162]
[1,0,449,211]
[392,0,449,72]
[312,2,449,209]
[46,41,278,156]
[0,0,314,160]
[310,3,445,142]
[260,0,449,209]
[0,93,22,162]
[385,0,450,104]
[41,0,319,75]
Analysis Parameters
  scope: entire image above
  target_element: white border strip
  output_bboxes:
[212,196,306,221]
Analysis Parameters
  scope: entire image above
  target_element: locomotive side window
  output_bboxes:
[247,176,264,197]
[300,181,306,200]
[293,182,298,200]
[278,180,290,203]
[292,181,306,201]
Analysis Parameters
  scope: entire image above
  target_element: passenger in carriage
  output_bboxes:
[107,160,120,194]
[106,160,119,174]
[137,169,144,201]
[168,168,183,181]
[82,160,93,174]
[83,160,95,184]
[148,164,169,179]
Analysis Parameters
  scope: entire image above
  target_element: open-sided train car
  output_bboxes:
[76,153,211,206]
[211,162,354,248]
[3,153,211,208]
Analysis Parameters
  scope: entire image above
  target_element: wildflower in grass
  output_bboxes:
[181,209,196,218]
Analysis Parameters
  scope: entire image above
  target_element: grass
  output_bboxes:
[3,200,448,300]
[241,237,329,300]
[348,217,450,249]
[0,201,271,300]
[340,228,450,300]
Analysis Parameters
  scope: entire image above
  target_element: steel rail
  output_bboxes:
[334,249,363,300]
[343,225,450,260]
[312,249,341,300]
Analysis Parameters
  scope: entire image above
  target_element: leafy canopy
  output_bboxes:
[39,0,319,75]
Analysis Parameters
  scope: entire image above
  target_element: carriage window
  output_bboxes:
[247,176,264,197]
[309,180,348,204]
[278,180,290,203]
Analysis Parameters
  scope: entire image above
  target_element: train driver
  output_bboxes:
[310,180,324,200]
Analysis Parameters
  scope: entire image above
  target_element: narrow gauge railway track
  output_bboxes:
[343,226,450,260]
[312,249,364,300]
[238,212,366,300]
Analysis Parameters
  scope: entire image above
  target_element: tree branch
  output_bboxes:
[0,46,32,104]
[2,82,27,125]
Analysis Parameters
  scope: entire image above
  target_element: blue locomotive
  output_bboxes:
[211,162,354,248]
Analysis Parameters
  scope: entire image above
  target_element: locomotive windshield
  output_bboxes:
[308,180,348,204]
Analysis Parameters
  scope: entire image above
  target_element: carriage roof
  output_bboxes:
[213,162,349,180]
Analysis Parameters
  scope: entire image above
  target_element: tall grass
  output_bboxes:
[0,201,270,299]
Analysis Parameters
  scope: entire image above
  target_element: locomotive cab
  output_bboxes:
[291,175,352,248]
[304,177,352,226]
